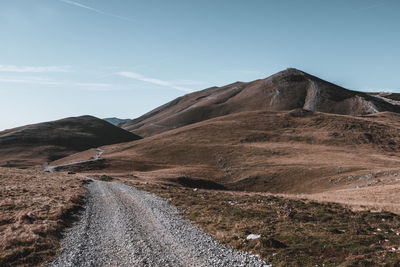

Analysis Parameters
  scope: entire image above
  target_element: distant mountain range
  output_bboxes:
[103,117,131,126]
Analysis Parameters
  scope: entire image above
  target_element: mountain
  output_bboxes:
[44,69,400,194]
[120,68,400,137]
[103,117,131,126]
[0,116,141,168]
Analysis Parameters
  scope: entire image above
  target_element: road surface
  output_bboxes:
[50,180,269,267]
[44,148,104,173]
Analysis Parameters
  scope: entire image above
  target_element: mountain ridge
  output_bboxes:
[121,68,400,137]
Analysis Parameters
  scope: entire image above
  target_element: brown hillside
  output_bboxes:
[0,116,141,168]
[60,109,400,194]
[121,68,400,137]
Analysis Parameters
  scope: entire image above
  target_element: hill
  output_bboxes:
[0,116,141,168]
[121,68,400,137]
[56,109,400,194]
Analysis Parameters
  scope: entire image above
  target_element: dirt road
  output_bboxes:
[50,180,269,267]
[44,148,104,173]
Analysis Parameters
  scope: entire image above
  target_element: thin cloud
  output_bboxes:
[59,0,134,22]
[220,70,262,75]
[353,2,386,13]
[358,3,384,11]
[362,88,395,93]
[0,65,72,73]
[75,82,111,87]
[0,76,61,85]
[118,71,193,92]
[0,75,113,90]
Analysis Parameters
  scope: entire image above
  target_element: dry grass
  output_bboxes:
[297,183,400,214]
[0,115,140,168]
[118,179,400,266]
[0,167,85,266]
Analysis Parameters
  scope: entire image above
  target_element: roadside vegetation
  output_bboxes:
[0,168,86,266]
[130,181,400,266]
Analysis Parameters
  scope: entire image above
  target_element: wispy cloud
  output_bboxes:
[220,69,262,75]
[0,65,72,73]
[0,75,113,91]
[361,88,396,93]
[0,76,62,85]
[59,0,134,22]
[353,1,386,13]
[118,71,193,92]
[75,82,111,88]
[359,3,384,11]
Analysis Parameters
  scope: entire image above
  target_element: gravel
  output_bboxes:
[44,148,104,173]
[50,180,270,267]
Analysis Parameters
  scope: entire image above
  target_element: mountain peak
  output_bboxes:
[120,71,400,137]
[269,68,309,79]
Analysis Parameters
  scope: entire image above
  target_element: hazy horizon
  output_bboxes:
[1,0,399,130]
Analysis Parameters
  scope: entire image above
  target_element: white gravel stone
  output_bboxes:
[246,234,261,240]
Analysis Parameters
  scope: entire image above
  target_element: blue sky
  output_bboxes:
[1,0,399,130]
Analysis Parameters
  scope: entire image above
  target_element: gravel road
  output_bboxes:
[51,180,270,267]
[44,148,104,173]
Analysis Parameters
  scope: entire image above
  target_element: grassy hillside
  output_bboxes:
[64,110,400,195]
[0,115,140,168]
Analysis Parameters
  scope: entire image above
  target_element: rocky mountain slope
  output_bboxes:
[121,68,400,137]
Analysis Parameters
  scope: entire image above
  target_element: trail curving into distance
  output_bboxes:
[44,148,104,173]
